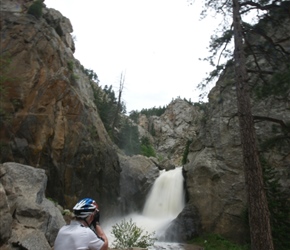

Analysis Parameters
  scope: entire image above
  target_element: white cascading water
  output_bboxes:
[143,167,185,219]
[104,167,186,249]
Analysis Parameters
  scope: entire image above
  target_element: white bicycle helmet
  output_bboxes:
[73,198,98,218]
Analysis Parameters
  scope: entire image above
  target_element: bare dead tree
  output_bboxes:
[111,71,125,133]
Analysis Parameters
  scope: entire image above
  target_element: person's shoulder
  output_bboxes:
[59,224,70,230]
[59,221,80,232]
[72,222,94,234]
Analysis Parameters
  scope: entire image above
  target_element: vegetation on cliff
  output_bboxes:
[89,79,157,157]
[27,0,43,19]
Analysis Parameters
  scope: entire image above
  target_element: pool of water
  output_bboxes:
[150,242,204,250]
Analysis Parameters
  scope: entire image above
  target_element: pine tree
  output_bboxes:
[198,1,290,249]
[232,1,273,248]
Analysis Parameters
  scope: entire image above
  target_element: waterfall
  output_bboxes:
[141,167,186,241]
[104,167,186,248]
[143,167,185,219]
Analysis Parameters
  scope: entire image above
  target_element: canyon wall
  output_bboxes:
[0,0,121,215]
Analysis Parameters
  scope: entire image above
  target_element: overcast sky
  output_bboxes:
[44,0,219,112]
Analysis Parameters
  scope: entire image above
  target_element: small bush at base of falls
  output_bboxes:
[111,218,156,249]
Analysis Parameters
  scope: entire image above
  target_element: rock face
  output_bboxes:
[183,15,290,244]
[138,98,202,166]
[118,154,160,214]
[163,203,201,243]
[0,162,65,249]
[0,0,121,215]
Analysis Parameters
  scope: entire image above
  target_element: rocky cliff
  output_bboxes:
[0,0,121,215]
[185,66,290,241]
[182,10,290,242]
[0,0,289,247]
[138,99,202,166]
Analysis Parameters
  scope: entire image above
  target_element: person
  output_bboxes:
[54,198,108,250]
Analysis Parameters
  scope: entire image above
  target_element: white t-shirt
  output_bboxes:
[54,220,104,250]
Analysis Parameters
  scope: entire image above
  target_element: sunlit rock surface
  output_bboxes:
[0,0,121,214]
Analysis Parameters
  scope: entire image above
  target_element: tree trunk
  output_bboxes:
[232,0,274,249]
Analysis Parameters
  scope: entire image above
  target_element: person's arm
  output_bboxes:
[96,224,108,250]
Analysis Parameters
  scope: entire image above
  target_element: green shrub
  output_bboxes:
[67,61,74,71]
[182,139,192,165]
[111,218,156,249]
[27,0,43,19]
[156,154,164,162]
[149,123,156,136]
[140,136,156,157]
[189,234,249,250]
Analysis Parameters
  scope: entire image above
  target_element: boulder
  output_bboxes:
[43,7,75,52]
[0,162,65,248]
[163,203,201,243]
